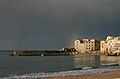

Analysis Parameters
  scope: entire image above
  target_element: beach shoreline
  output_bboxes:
[2,65,120,79]
[43,70,120,79]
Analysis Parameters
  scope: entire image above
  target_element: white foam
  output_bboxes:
[1,66,120,79]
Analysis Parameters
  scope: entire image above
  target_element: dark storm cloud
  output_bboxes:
[0,0,120,49]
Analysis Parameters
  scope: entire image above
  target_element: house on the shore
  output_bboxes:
[101,36,120,55]
[100,40,107,54]
[74,36,120,55]
[74,39,100,53]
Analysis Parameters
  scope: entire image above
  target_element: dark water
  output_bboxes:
[0,51,120,77]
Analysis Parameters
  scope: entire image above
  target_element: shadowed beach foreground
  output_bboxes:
[43,71,120,79]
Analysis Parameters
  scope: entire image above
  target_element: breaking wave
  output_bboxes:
[1,65,120,79]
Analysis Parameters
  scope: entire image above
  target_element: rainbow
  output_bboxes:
[68,33,78,48]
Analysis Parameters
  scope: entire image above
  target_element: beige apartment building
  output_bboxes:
[100,40,107,54]
[106,36,120,55]
[100,36,120,55]
[74,39,100,52]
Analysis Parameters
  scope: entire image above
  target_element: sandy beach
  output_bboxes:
[43,70,120,79]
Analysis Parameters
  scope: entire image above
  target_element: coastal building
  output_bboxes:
[100,40,107,54]
[106,36,120,55]
[74,36,120,55]
[74,39,100,52]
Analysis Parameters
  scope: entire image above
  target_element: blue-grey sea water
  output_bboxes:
[0,51,120,78]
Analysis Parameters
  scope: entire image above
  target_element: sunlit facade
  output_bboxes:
[106,36,120,55]
[100,40,107,54]
[74,39,100,52]
[100,36,120,55]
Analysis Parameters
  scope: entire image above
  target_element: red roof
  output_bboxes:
[78,39,101,42]
[79,40,83,42]
[95,40,101,42]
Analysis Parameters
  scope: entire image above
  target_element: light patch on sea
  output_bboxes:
[1,65,120,79]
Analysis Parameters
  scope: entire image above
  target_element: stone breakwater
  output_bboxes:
[10,50,78,56]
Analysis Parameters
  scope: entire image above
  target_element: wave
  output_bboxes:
[1,65,120,79]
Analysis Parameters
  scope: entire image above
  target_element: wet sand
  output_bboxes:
[43,70,120,79]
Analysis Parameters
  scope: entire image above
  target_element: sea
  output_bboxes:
[0,50,120,79]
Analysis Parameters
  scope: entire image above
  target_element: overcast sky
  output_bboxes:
[0,0,120,50]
